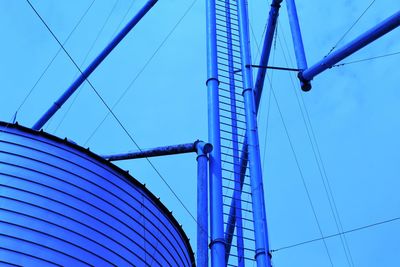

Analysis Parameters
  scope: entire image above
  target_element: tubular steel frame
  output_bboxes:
[29,0,400,266]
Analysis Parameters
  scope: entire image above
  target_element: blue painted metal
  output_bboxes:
[208,0,257,264]
[254,0,282,106]
[237,0,271,266]
[102,140,212,267]
[103,140,212,267]
[224,0,281,259]
[206,0,226,265]
[102,139,213,267]
[285,0,310,91]
[234,181,245,267]
[32,0,157,130]
[103,139,214,267]
[224,141,249,262]
[102,142,200,161]
[195,141,212,267]
[222,1,244,264]
[300,9,400,85]
[0,122,194,266]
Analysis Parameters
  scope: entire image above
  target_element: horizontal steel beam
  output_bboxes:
[102,141,212,161]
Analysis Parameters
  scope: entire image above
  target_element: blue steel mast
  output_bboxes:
[224,2,282,262]
[205,0,399,266]
[223,0,245,265]
[206,0,272,265]
[22,1,400,266]
[236,0,270,265]
[206,0,226,266]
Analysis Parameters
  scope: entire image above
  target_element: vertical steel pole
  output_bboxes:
[196,142,213,267]
[224,0,282,258]
[222,0,244,265]
[285,0,311,91]
[32,0,158,130]
[206,0,226,265]
[237,0,271,266]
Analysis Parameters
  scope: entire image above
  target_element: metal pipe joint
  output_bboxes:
[195,140,213,157]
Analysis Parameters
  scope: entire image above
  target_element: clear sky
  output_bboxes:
[1,0,400,266]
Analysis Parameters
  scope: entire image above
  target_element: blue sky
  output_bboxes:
[1,0,400,266]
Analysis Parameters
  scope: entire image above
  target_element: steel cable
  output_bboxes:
[25,0,201,242]
[271,215,400,253]
[278,20,354,266]
[11,0,96,123]
[52,0,120,133]
[83,0,198,146]
[326,0,376,56]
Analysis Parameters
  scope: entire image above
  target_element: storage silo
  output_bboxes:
[0,122,195,266]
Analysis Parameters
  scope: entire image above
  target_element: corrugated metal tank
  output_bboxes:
[0,122,195,266]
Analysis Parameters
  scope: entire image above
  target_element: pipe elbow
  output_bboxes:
[194,140,213,155]
[298,71,312,92]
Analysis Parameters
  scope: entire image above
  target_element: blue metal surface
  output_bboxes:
[300,9,400,84]
[208,0,261,265]
[254,0,282,105]
[285,0,310,91]
[0,122,194,266]
[195,141,212,267]
[224,141,249,264]
[237,0,271,266]
[102,140,213,267]
[224,0,282,260]
[222,0,244,265]
[206,0,226,265]
[104,140,211,267]
[32,0,157,130]
[102,142,201,161]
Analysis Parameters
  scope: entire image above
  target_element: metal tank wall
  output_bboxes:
[0,122,195,267]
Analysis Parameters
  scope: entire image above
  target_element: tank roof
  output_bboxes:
[0,121,195,266]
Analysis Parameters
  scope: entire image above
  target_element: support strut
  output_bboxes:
[32,0,157,130]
